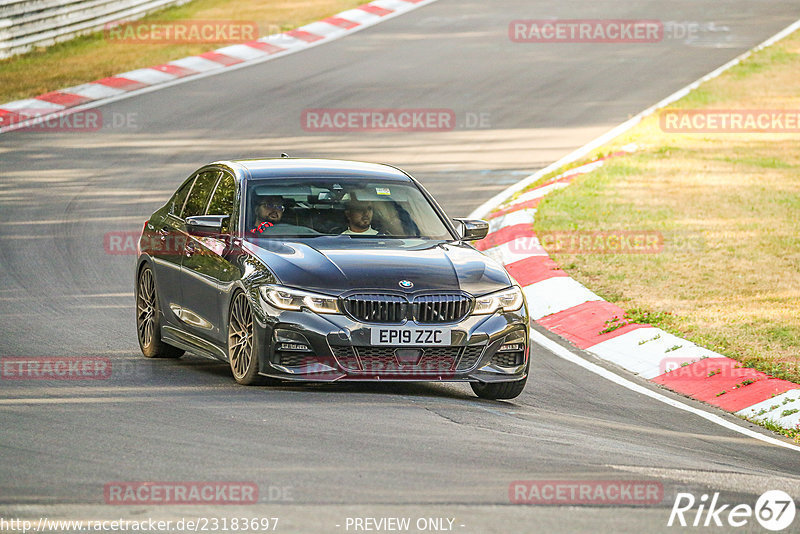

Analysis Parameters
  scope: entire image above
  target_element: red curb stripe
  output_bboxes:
[487,198,541,220]
[0,107,57,118]
[486,154,633,220]
[537,300,647,350]
[401,0,427,3]
[652,358,798,412]
[0,109,24,127]
[487,178,581,220]
[285,30,324,43]
[552,171,585,184]
[505,256,569,286]
[359,4,393,16]
[323,16,360,29]
[36,91,91,107]
[94,77,148,91]
[244,40,286,54]
[151,64,197,78]
[475,223,534,251]
[198,51,243,66]
[600,150,630,161]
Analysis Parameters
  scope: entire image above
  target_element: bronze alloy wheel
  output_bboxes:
[137,268,156,349]
[136,266,183,359]
[228,292,263,384]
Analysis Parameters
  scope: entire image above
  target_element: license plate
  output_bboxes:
[370,327,451,346]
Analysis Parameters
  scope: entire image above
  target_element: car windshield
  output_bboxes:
[244,177,455,240]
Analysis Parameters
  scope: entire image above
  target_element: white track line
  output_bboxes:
[531,329,800,453]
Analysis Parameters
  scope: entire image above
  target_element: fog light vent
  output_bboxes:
[491,351,524,368]
[273,329,312,352]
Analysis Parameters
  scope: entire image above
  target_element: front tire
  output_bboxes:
[471,376,528,400]
[227,292,265,385]
[136,266,184,359]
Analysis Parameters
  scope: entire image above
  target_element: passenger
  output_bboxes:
[342,199,379,235]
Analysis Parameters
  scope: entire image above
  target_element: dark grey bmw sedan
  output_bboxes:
[135,158,530,399]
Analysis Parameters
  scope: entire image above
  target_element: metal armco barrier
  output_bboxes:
[0,0,191,58]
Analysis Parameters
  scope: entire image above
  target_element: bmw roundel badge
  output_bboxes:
[399,280,414,289]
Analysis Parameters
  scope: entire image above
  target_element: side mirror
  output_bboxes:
[186,215,228,237]
[453,218,489,241]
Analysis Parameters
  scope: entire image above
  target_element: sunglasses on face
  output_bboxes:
[258,202,284,210]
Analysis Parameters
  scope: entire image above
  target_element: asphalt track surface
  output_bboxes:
[1,1,800,532]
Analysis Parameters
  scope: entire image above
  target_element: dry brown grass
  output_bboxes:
[532,30,800,383]
[0,0,363,103]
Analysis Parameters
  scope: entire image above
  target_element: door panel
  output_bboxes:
[149,175,196,326]
[180,171,236,344]
[180,235,232,342]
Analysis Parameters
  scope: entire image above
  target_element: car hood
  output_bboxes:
[245,238,512,296]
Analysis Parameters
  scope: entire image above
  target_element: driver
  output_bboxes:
[251,195,319,236]
[252,195,285,233]
[342,199,378,235]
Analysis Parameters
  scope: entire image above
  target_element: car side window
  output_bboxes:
[169,176,195,217]
[206,172,236,233]
[182,171,220,219]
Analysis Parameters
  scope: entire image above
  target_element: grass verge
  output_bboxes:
[0,0,363,103]
[519,29,800,385]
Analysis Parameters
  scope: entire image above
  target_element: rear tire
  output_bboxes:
[227,292,265,385]
[471,376,528,400]
[136,266,184,359]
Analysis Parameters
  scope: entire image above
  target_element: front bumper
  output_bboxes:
[252,295,530,383]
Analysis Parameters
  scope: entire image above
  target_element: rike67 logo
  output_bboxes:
[668,490,796,531]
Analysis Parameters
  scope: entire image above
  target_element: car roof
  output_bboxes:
[216,158,413,182]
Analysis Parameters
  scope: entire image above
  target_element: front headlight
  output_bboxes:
[260,285,340,314]
[472,286,524,315]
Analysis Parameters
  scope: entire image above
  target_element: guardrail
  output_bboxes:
[0,0,191,59]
